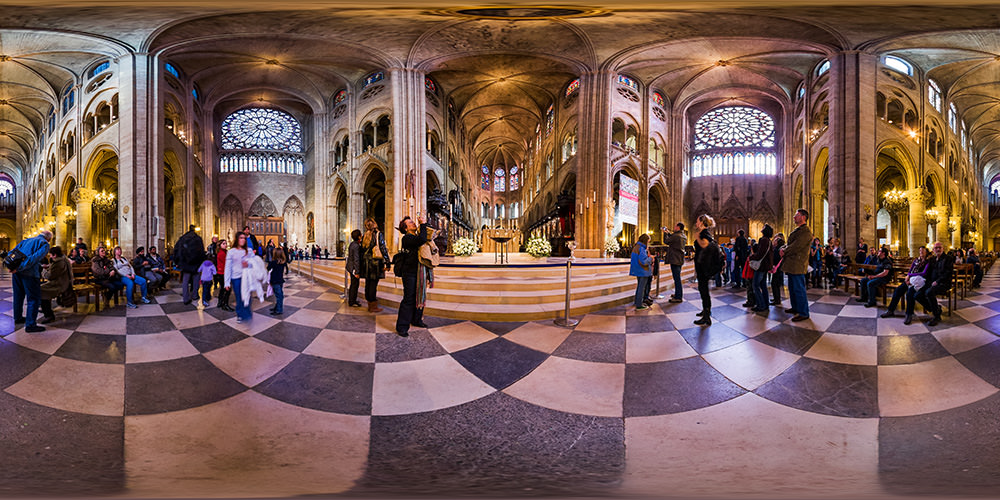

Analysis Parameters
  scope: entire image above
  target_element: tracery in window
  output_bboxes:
[494,167,506,192]
[425,77,437,94]
[617,74,639,91]
[363,71,384,89]
[481,166,490,189]
[690,106,777,177]
[928,80,941,112]
[219,108,304,174]
[334,90,347,105]
[652,91,665,108]
[545,104,554,136]
[565,78,579,97]
[89,61,110,79]
[509,165,520,191]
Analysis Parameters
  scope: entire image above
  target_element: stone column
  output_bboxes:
[390,68,426,250]
[829,51,878,257]
[906,190,925,257]
[950,216,961,249]
[575,71,614,250]
[73,188,97,249]
[54,204,72,248]
[933,208,948,247]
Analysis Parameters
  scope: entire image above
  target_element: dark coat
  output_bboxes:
[664,230,686,266]
[734,235,750,260]
[173,230,206,273]
[780,223,813,275]
[362,230,389,280]
[41,256,72,300]
[927,253,955,289]
[346,241,362,276]
[396,224,428,277]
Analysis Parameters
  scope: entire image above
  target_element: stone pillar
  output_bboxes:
[73,188,97,249]
[390,68,426,250]
[950,216,961,249]
[54,204,72,249]
[118,53,153,254]
[934,208,948,247]
[906,190,925,257]
[829,51,878,258]
[575,71,614,250]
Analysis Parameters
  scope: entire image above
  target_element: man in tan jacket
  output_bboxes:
[780,208,813,322]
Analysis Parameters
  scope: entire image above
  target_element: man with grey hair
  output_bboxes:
[11,230,53,333]
[780,209,813,322]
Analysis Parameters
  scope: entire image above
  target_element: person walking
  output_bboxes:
[112,246,151,308]
[224,232,253,322]
[881,246,931,325]
[770,231,785,305]
[781,208,814,322]
[395,215,429,337]
[664,223,686,303]
[693,214,717,326]
[629,233,654,310]
[173,225,205,305]
[914,241,954,326]
[215,239,232,311]
[10,230,53,333]
[749,224,773,313]
[361,216,390,313]
[732,229,749,288]
[346,229,363,307]
[39,245,72,325]
[268,248,287,315]
[198,256,217,308]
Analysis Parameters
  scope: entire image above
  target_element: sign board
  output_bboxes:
[619,174,639,226]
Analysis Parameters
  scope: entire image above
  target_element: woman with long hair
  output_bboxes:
[112,246,150,308]
[224,232,252,322]
[693,214,716,325]
[749,224,774,313]
[361,216,390,312]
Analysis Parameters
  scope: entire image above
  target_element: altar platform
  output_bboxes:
[292,255,695,321]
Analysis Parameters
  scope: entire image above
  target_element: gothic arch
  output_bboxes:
[249,194,278,217]
[283,195,305,246]
[219,194,244,241]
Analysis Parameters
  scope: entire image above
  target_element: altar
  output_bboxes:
[480,228,521,254]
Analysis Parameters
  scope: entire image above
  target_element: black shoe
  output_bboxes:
[183,300,192,305]
[903,314,913,325]
[14,318,25,325]
[864,303,876,308]
[751,307,768,312]
[742,302,753,308]
[770,300,781,305]
[269,310,283,316]
[693,316,712,326]
[696,311,707,317]
[643,300,654,307]
[349,302,363,307]
[928,316,941,327]
[25,325,45,333]
[412,321,429,328]
[668,298,683,303]
[784,308,797,314]
[396,330,409,337]
[791,315,809,322]
[880,310,897,318]
[39,315,56,324]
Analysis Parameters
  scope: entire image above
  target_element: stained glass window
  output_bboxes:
[509,165,520,191]
[191,86,200,101]
[220,108,304,175]
[694,106,774,150]
[425,77,437,94]
[0,178,13,196]
[798,85,806,99]
[363,71,384,89]
[816,60,830,76]
[565,78,579,97]
[884,55,912,75]
[494,167,506,192]
[481,166,490,189]
[89,61,110,78]
[334,90,347,105]
[690,106,777,177]
[652,92,665,108]
[165,63,180,79]
[545,104,554,136]
[617,74,638,91]
[928,80,941,112]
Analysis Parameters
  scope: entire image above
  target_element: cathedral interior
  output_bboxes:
[3,1,1000,499]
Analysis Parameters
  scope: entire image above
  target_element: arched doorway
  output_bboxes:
[164,151,184,245]
[88,150,119,249]
[335,184,348,256]
[876,146,913,255]
[648,186,663,244]
[363,167,386,232]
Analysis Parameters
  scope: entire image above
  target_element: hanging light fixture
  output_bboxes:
[883,189,909,215]
[924,208,939,225]
[93,190,117,214]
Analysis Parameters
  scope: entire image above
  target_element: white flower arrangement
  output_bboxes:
[525,236,552,258]
[604,235,621,254]
[453,237,478,257]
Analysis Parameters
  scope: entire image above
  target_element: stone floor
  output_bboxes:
[1,265,999,499]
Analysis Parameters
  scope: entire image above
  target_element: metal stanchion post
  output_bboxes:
[310,258,314,283]
[554,242,579,327]
[655,252,664,299]
[340,268,348,299]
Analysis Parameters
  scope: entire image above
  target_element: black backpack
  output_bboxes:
[391,249,407,276]
[705,239,725,276]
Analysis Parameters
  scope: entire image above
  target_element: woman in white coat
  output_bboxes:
[224,232,252,322]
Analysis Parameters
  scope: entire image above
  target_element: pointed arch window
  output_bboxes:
[219,108,304,175]
[652,91,665,108]
[689,106,777,178]
[89,61,110,79]
[164,63,181,79]
[481,166,490,190]
[948,102,958,132]
[884,55,912,76]
[545,104,555,136]
[509,165,520,191]
[565,78,580,97]
[363,71,384,89]
[334,90,347,105]
[494,167,506,192]
[928,80,942,112]
[816,60,830,76]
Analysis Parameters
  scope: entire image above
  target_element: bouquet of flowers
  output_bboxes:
[453,237,478,257]
[525,236,552,258]
[604,235,620,255]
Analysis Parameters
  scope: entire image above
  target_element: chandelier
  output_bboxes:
[63,208,77,224]
[883,189,909,215]
[924,208,938,225]
[947,219,958,234]
[93,191,117,214]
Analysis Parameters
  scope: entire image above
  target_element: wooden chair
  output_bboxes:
[71,264,101,313]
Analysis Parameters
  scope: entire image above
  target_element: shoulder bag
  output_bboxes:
[419,240,440,268]
[369,231,384,261]
[3,248,26,272]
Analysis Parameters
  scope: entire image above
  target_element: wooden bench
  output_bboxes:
[71,264,103,312]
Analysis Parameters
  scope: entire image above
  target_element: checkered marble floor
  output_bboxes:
[1,267,1000,498]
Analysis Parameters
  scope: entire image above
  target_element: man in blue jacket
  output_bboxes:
[12,230,53,333]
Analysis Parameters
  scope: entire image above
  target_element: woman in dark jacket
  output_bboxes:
[693,214,716,326]
[346,229,363,307]
[749,224,774,313]
[39,246,71,323]
[770,232,785,305]
[362,217,390,313]
[394,215,429,337]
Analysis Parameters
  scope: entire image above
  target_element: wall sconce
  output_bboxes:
[863,204,872,221]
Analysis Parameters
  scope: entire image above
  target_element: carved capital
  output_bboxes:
[72,187,97,204]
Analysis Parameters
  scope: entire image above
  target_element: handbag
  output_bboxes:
[369,232,384,261]
[749,258,762,271]
[3,248,26,272]
[418,241,440,268]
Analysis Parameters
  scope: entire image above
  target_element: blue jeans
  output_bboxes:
[121,275,148,305]
[788,273,808,317]
[12,273,41,327]
[634,276,651,308]
[887,283,918,315]
[272,282,284,313]
[860,276,889,305]
[752,269,769,309]
[670,264,683,299]
[231,278,251,320]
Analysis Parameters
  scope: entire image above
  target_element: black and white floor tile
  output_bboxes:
[1,266,1000,498]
